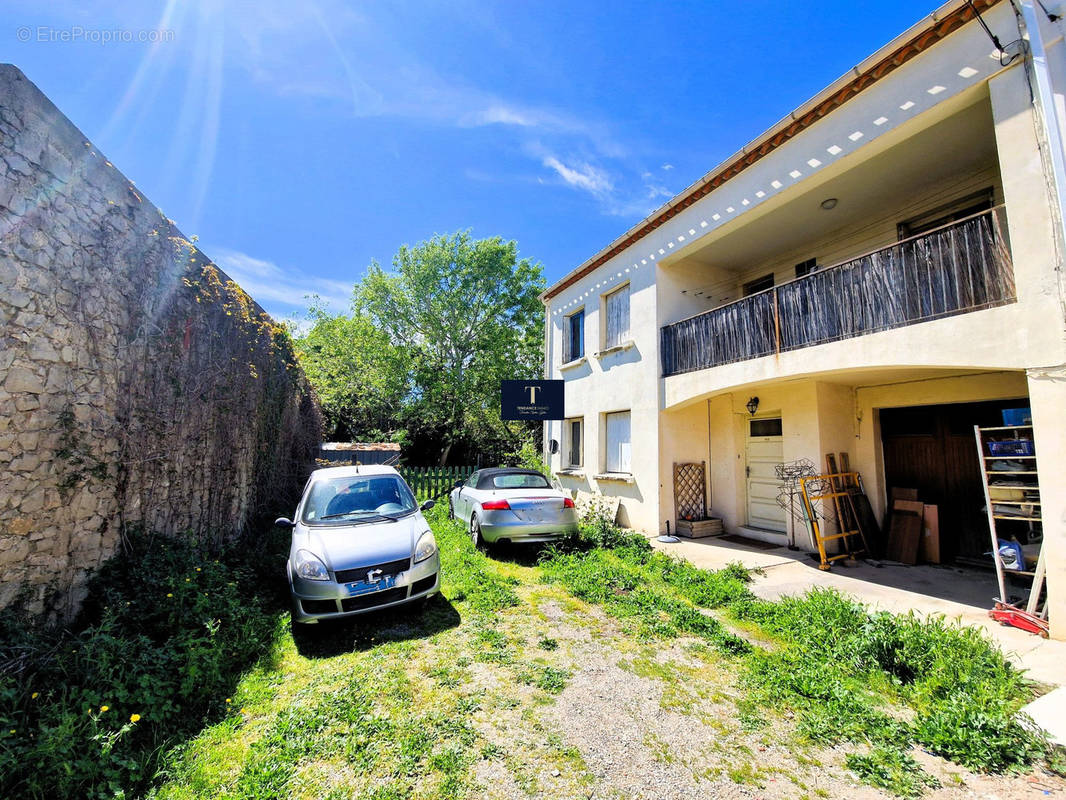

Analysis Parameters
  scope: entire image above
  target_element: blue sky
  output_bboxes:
[5,0,939,323]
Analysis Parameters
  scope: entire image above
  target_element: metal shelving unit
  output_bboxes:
[974,424,1048,637]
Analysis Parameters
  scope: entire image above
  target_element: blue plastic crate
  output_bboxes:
[1001,407,1032,426]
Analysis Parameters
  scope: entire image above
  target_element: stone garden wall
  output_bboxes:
[0,65,322,619]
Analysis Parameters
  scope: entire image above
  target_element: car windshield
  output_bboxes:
[492,473,551,489]
[302,475,417,524]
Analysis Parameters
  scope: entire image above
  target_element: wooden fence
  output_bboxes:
[400,465,477,501]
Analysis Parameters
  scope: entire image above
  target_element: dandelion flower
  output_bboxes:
[167,593,173,598]
[31,692,38,699]
[100,705,109,713]
[185,578,190,582]
[225,698,231,704]
[130,714,141,723]
[8,729,14,735]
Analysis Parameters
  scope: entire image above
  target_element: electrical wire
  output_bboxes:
[1036,0,1061,21]
[970,0,1026,66]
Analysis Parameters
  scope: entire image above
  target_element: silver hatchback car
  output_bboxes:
[278,465,440,624]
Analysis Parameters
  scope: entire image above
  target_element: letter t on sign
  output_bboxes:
[525,385,541,404]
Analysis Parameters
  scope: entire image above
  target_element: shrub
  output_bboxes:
[732,588,1049,773]
[846,745,940,798]
[0,527,287,799]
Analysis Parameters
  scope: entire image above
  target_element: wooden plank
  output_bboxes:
[886,509,922,565]
[920,504,940,564]
[845,488,878,554]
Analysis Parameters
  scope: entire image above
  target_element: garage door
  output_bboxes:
[880,399,1026,562]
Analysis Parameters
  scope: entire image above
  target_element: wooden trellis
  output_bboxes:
[673,462,707,520]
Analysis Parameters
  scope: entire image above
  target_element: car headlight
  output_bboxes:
[414,531,437,563]
[294,549,329,581]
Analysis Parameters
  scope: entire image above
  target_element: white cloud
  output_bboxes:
[661,163,675,171]
[210,247,353,320]
[541,155,613,196]
[463,105,540,127]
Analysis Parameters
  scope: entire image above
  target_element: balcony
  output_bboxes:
[660,207,1015,377]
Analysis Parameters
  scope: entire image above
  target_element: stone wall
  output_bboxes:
[0,65,322,619]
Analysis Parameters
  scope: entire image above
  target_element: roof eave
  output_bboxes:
[540,0,1001,303]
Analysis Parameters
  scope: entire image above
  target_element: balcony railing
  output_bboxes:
[660,206,1015,377]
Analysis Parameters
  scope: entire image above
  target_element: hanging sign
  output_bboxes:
[500,380,565,420]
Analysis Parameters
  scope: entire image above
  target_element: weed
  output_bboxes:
[846,745,940,798]
[733,589,1049,773]
[533,666,569,694]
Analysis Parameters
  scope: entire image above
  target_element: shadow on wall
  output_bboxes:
[560,359,594,379]
[599,479,644,528]
[597,343,641,371]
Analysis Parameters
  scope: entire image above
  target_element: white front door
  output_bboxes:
[746,417,786,532]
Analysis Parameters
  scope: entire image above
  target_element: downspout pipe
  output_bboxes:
[542,304,551,471]
[1018,1,1066,270]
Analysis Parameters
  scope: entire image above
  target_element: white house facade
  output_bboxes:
[541,0,1066,639]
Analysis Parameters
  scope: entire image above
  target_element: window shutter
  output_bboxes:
[606,411,631,473]
[604,286,630,349]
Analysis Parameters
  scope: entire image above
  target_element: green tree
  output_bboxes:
[295,300,407,442]
[356,231,545,465]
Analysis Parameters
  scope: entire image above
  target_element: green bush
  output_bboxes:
[846,745,940,797]
[732,588,1049,773]
[0,528,287,799]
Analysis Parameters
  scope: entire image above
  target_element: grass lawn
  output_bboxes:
[129,508,1063,799]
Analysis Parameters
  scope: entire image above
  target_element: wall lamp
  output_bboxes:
[746,396,760,416]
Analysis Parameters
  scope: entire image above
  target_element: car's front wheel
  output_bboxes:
[470,514,485,551]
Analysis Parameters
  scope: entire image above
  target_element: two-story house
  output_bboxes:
[541,0,1066,638]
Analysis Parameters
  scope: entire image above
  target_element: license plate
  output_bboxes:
[346,575,396,596]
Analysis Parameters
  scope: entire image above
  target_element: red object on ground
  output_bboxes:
[989,601,1049,638]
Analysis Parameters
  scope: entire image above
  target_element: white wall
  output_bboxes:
[546,252,660,532]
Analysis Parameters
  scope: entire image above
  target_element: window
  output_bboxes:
[603,285,630,349]
[605,411,631,474]
[302,475,416,523]
[565,309,584,362]
[897,188,993,239]
[748,418,783,437]
[742,273,774,296]
[566,418,583,468]
[794,258,818,278]
[492,473,551,489]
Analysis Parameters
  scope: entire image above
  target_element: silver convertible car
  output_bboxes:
[448,468,579,548]
[277,465,440,624]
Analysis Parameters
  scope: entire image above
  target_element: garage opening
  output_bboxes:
[879,398,1028,565]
